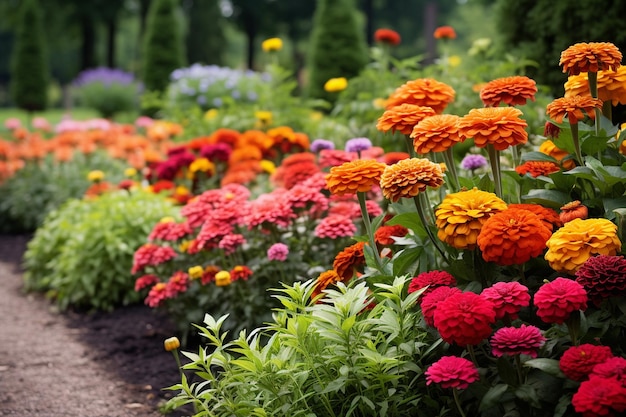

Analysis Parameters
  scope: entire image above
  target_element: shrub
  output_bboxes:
[23,189,178,311]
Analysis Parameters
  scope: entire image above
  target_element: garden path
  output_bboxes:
[0,235,189,417]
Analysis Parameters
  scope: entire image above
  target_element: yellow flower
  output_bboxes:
[448,55,461,67]
[87,170,104,182]
[262,37,283,52]
[159,216,175,223]
[545,218,621,273]
[324,77,348,93]
[204,109,218,120]
[188,265,204,280]
[215,271,231,287]
[164,337,180,352]
[254,110,273,128]
[189,158,215,174]
[260,159,276,174]
[435,188,508,250]
[124,167,137,177]
[179,240,191,253]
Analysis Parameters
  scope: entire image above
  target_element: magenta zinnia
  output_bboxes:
[490,325,545,358]
[480,281,530,320]
[425,356,479,389]
[433,291,496,346]
[534,277,588,325]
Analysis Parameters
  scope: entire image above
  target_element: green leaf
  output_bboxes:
[514,384,541,408]
[479,384,509,411]
[391,247,423,278]
[522,189,572,209]
[521,151,558,163]
[496,356,518,386]
[523,358,564,377]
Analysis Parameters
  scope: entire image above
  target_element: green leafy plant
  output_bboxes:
[23,189,178,311]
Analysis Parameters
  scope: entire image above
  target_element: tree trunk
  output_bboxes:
[80,17,96,70]
[362,0,374,46]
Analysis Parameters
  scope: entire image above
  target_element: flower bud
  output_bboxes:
[164,336,180,352]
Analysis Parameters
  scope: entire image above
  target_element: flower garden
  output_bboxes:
[2,29,626,417]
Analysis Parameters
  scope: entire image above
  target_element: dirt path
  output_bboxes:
[0,235,190,417]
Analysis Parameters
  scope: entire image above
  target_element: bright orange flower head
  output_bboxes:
[559,200,588,223]
[385,78,455,114]
[435,188,508,250]
[515,160,560,178]
[539,139,576,170]
[477,208,553,266]
[546,95,603,125]
[333,241,366,281]
[559,42,622,76]
[376,104,436,135]
[374,28,401,45]
[312,269,343,299]
[433,26,456,40]
[479,76,538,107]
[379,158,445,202]
[545,218,621,273]
[326,159,387,196]
[508,203,563,232]
[411,114,463,154]
[458,107,528,150]
[564,67,626,106]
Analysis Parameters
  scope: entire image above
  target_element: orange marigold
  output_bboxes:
[545,218,621,273]
[376,104,436,135]
[479,76,538,107]
[458,107,528,150]
[326,159,387,196]
[385,78,456,114]
[379,158,445,202]
[333,241,366,281]
[546,96,603,124]
[435,188,508,250]
[312,269,343,299]
[508,203,563,232]
[433,26,456,40]
[374,28,401,45]
[411,114,463,154]
[515,160,560,178]
[565,67,626,106]
[559,42,622,76]
[539,139,575,170]
[477,208,552,265]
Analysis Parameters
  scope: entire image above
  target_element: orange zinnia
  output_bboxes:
[559,42,622,76]
[379,158,444,202]
[311,269,343,299]
[326,159,387,196]
[477,208,552,266]
[479,76,538,107]
[333,241,366,281]
[546,96,603,124]
[515,160,560,178]
[508,203,563,232]
[539,139,575,170]
[433,26,456,40]
[385,78,455,114]
[376,104,436,135]
[458,107,528,150]
[374,28,401,45]
[559,200,588,223]
[411,114,463,154]
[564,67,626,106]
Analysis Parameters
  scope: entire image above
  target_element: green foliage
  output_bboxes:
[184,0,225,66]
[23,189,178,311]
[0,152,127,233]
[165,277,438,416]
[71,68,140,119]
[9,0,48,112]
[306,0,369,103]
[142,0,186,95]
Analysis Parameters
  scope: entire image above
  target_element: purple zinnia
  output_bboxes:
[345,137,372,153]
[310,139,335,153]
[461,153,488,171]
[267,243,289,261]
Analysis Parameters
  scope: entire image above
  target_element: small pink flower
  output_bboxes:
[490,325,546,358]
[267,243,289,261]
[425,356,479,389]
[218,233,246,255]
[314,214,357,239]
[32,117,51,131]
[534,277,588,324]
[4,117,22,130]
[481,281,530,320]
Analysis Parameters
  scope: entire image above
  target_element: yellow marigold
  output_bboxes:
[188,157,215,174]
[539,139,576,170]
[479,76,538,107]
[435,188,508,250]
[254,110,273,128]
[324,77,348,93]
[87,170,105,182]
[376,104,436,135]
[261,37,283,52]
[260,159,276,174]
[385,78,455,114]
[326,159,387,196]
[215,270,232,286]
[564,67,626,106]
[411,114,463,154]
[545,218,621,273]
[124,167,137,177]
[379,158,445,202]
[458,107,528,150]
[559,42,622,76]
[546,96,603,124]
[188,265,204,280]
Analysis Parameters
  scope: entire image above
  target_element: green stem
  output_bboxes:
[588,71,600,135]
[486,144,502,199]
[466,344,479,368]
[452,388,468,417]
[405,135,416,157]
[514,354,525,386]
[358,191,384,271]
[570,122,584,166]
[413,195,448,264]
[443,147,460,192]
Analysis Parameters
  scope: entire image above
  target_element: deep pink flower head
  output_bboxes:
[433,291,496,346]
[314,214,357,239]
[267,243,289,261]
[575,255,626,303]
[490,325,545,358]
[534,277,588,324]
[408,270,456,299]
[145,282,168,308]
[572,376,626,417]
[148,220,192,242]
[218,233,246,255]
[425,356,479,389]
[131,244,177,274]
[560,344,614,381]
[134,274,159,292]
[591,357,626,385]
[420,286,462,327]
[165,271,189,297]
[481,281,530,320]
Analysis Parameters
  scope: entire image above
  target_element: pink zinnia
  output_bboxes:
[134,274,159,292]
[591,357,626,384]
[165,271,189,297]
[329,201,361,219]
[572,376,626,417]
[318,149,355,168]
[314,215,357,239]
[148,221,192,241]
[560,344,614,381]
[534,277,588,324]
[408,270,456,298]
[196,221,233,250]
[131,244,177,274]
[218,233,246,255]
[481,281,530,320]
[420,286,462,327]
[287,183,329,216]
[433,291,496,346]
[425,356,479,389]
[490,325,545,358]
[575,254,626,303]
[245,191,297,229]
[145,282,168,308]
[267,243,289,261]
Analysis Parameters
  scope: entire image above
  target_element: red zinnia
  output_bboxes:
[480,281,530,320]
[407,270,456,299]
[374,224,409,245]
[230,265,253,281]
[145,282,168,308]
[575,255,626,303]
[374,28,401,45]
[572,376,626,417]
[433,291,496,346]
[534,277,588,324]
[425,356,479,390]
[433,26,456,40]
[490,325,545,358]
[165,271,189,297]
[134,274,159,292]
[591,357,626,384]
[560,344,614,381]
[419,286,462,327]
[515,160,560,178]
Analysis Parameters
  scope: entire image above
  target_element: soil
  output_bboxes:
[0,234,195,417]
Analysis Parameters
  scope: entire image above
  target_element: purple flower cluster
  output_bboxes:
[461,153,488,171]
[345,137,372,153]
[73,67,136,87]
[310,139,335,153]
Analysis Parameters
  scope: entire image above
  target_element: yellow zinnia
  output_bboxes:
[324,77,348,93]
[87,170,105,182]
[189,158,215,175]
[435,188,508,250]
[545,218,621,274]
[262,37,283,52]
[188,265,204,280]
[215,271,231,287]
